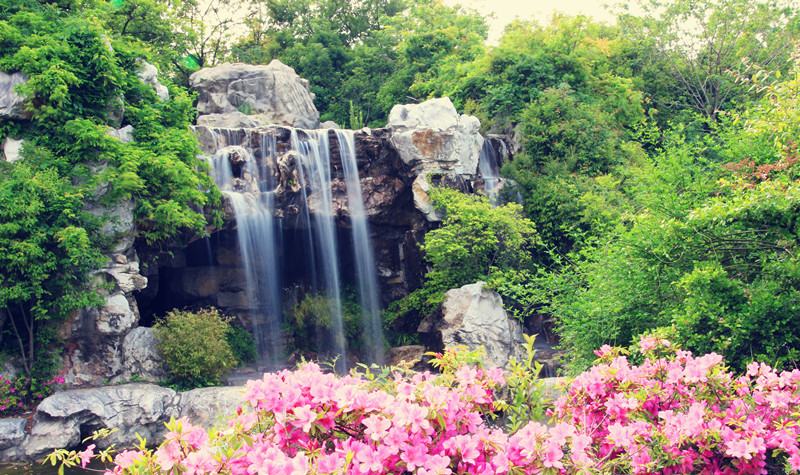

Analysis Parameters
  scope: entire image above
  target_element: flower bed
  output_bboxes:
[51,338,800,474]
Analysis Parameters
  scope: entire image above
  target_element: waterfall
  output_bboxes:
[202,125,385,370]
[291,129,347,369]
[478,139,503,206]
[206,129,284,365]
[336,130,384,364]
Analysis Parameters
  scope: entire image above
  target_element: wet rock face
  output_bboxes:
[190,61,320,130]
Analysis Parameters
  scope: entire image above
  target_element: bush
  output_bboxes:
[154,308,237,389]
[285,291,364,355]
[0,374,64,416]
[226,325,257,366]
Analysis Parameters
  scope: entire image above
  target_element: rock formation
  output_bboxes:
[0,71,31,120]
[417,282,526,369]
[190,61,320,130]
[0,383,244,462]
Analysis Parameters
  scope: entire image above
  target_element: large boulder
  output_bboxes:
[1,384,179,462]
[0,383,248,463]
[388,97,483,176]
[190,60,320,129]
[110,326,166,384]
[0,71,31,120]
[418,281,525,369]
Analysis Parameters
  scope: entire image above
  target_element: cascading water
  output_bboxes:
[336,130,385,364]
[206,129,284,365]
[202,125,384,370]
[291,129,347,368]
[478,139,504,206]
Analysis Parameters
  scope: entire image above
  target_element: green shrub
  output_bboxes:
[285,291,364,355]
[154,308,237,389]
[226,325,257,366]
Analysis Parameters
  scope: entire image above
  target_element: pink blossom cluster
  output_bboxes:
[90,341,800,475]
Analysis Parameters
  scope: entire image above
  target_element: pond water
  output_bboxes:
[0,460,106,474]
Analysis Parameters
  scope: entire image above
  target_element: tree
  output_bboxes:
[0,0,222,374]
[0,163,106,374]
[387,185,538,336]
[615,0,800,121]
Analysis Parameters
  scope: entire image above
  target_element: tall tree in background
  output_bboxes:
[616,0,800,121]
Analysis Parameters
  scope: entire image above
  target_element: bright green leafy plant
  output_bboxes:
[154,307,237,389]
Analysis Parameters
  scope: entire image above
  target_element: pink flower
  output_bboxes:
[594,344,613,357]
[78,444,95,469]
[292,405,317,433]
[417,454,452,475]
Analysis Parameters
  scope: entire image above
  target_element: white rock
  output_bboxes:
[388,97,483,176]
[107,125,135,143]
[137,60,169,101]
[2,137,24,162]
[418,281,525,369]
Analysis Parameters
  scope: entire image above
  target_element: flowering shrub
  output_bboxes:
[51,339,800,474]
[0,374,64,416]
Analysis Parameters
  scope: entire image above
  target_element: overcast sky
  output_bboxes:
[445,0,620,43]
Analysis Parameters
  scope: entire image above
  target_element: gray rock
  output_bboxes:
[137,60,169,101]
[2,137,24,162]
[178,386,244,429]
[110,327,166,384]
[0,71,31,120]
[388,97,483,176]
[190,60,320,129]
[12,384,178,461]
[107,125,135,143]
[196,111,268,129]
[387,345,430,372]
[95,293,137,335]
[85,197,136,251]
[418,282,525,369]
[0,382,256,462]
[321,120,340,129]
[98,251,148,294]
[0,419,26,451]
[107,93,125,127]
[411,175,441,222]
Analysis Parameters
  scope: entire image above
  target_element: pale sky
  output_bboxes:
[445,0,619,43]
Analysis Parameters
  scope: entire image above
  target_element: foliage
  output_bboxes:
[494,334,551,432]
[0,373,64,416]
[548,48,800,374]
[0,0,222,375]
[387,185,538,334]
[615,0,800,121]
[285,290,364,355]
[226,324,257,366]
[154,308,237,388]
[0,163,106,374]
[54,341,800,474]
[230,0,487,126]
